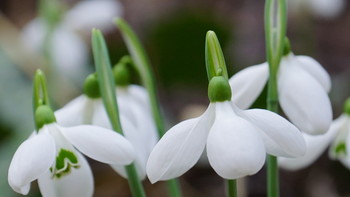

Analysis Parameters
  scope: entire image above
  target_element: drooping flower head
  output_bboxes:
[229,43,332,135]
[55,61,158,180]
[8,70,135,196]
[279,98,350,170]
[146,31,306,183]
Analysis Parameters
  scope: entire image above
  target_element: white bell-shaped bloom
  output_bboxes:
[8,122,135,196]
[288,0,345,19]
[279,113,350,170]
[21,0,122,79]
[55,85,158,180]
[229,53,332,135]
[146,81,306,182]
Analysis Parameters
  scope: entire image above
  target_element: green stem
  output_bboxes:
[226,180,237,197]
[264,0,287,197]
[115,18,182,197]
[32,69,50,130]
[91,29,146,197]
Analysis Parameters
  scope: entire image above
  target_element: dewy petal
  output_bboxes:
[278,55,332,135]
[60,125,135,165]
[38,152,93,197]
[295,55,331,92]
[146,104,215,183]
[8,130,56,195]
[63,0,123,32]
[242,108,306,157]
[279,115,346,170]
[229,63,269,109]
[206,102,266,179]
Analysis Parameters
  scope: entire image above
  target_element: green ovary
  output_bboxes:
[50,149,80,179]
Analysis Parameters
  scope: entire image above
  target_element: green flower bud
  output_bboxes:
[35,105,56,130]
[208,76,232,102]
[344,98,350,116]
[113,63,130,86]
[83,74,101,99]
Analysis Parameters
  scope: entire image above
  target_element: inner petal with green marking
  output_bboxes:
[335,141,347,157]
[50,149,80,179]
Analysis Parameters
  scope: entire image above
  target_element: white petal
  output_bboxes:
[278,55,332,135]
[207,102,266,179]
[38,152,93,197]
[295,55,331,92]
[279,115,346,170]
[229,63,269,109]
[8,131,56,195]
[308,0,345,19]
[127,85,151,108]
[329,115,350,168]
[21,18,46,53]
[242,109,306,157]
[111,118,148,180]
[51,26,88,79]
[55,95,92,126]
[60,125,135,165]
[146,104,215,183]
[63,0,123,32]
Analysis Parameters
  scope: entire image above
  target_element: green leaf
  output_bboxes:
[91,29,122,133]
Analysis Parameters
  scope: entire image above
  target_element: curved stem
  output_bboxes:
[92,29,146,197]
[115,18,182,197]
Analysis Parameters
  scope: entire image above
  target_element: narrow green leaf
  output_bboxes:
[114,18,164,136]
[91,29,123,133]
[91,29,146,197]
[115,18,182,197]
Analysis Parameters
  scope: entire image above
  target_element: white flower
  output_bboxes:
[288,0,345,19]
[146,77,306,183]
[21,0,122,79]
[55,85,158,180]
[279,113,350,170]
[8,120,135,196]
[229,53,332,135]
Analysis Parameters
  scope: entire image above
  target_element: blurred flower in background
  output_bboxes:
[288,0,345,19]
[21,0,123,81]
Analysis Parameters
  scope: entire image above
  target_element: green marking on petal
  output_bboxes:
[51,149,80,179]
[335,142,347,156]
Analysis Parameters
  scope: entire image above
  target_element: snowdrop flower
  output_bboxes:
[229,52,332,135]
[21,0,122,79]
[8,105,135,196]
[146,76,306,183]
[55,73,158,180]
[288,0,345,19]
[279,99,350,170]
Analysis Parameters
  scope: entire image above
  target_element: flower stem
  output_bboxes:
[115,18,182,197]
[92,29,146,197]
[226,180,237,197]
[32,69,50,130]
[264,0,287,197]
